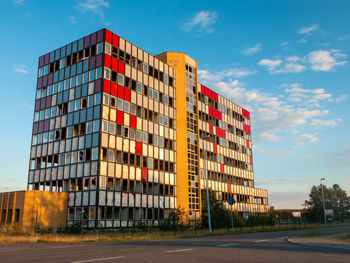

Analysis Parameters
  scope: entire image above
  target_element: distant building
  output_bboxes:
[0,191,67,230]
[1,29,268,229]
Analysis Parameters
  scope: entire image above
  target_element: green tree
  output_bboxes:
[304,183,350,222]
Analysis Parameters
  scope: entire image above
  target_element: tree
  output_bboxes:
[304,183,350,223]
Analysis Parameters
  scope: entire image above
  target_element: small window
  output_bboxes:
[97,42,103,54]
[96,67,102,79]
[117,99,123,110]
[105,43,111,55]
[149,89,153,99]
[154,91,158,101]
[103,94,109,105]
[129,129,135,140]
[123,127,129,138]
[143,132,147,143]
[102,120,108,132]
[136,131,141,141]
[107,96,114,108]
[118,74,124,86]
[104,68,110,80]
[143,64,148,74]
[124,101,129,113]
[110,122,115,134]
[137,83,142,93]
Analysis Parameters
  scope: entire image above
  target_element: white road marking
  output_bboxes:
[164,248,194,253]
[254,239,269,243]
[217,243,238,247]
[71,256,125,263]
[279,236,290,239]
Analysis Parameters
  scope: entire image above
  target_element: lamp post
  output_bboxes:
[320,178,327,225]
[201,134,212,233]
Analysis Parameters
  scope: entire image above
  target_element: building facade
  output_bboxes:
[27,29,267,228]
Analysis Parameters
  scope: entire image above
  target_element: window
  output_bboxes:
[102,120,108,132]
[159,137,164,147]
[89,69,95,81]
[117,124,122,136]
[96,67,102,79]
[130,104,136,115]
[105,42,111,55]
[108,150,115,162]
[110,122,115,134]
[148,158,153,168]
[136,131,141,141]
[117,99,123,110]
[129,129,135,140]
[143,63,148,74]
[154,135,158,146]
[154,91,158,101]
[110,96,116,107]
[124,101,129,113]
[137,83,142,93]
[143,132,147,143]
[103,94,109,105]
[123,127,129,138]
[164,75,169,84]
[149,89,153,99]
[97,42,103,54]
[104,68,110,80]
[118,74,124,86]
[164,95,169,105]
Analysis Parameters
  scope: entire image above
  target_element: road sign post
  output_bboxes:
[227,197,236,232]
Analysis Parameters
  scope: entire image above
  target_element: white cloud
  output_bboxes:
[259,50,347,74]
[298,24,320,35]
[184,11,218,34]
[311,119,342,127]
[198,67,256,82]
[258,59,282,71]
[308,50,347,71]
[199,66,339,145]
[295,133,319,146]
[13,0,23,5]
[76,0,109,16]
[274,63,307,73]
[297,39,307,43]
[335,95,347,102]
[260,132,280,142]
[68,16,77,24]
[242,43,262,56]
[14,65,28,74]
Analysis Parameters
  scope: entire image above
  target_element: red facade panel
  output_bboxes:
[104,54,111,69]
[142,168,148,181]
[124,88,131,101]
[103,79,110,93]
[118,61,125,75]
[112,33,119,48]
[112,57,118,71]
[105,29,112,44]
[111,82,117,96]
[117,85,124,99]
[136,142,142,155]
[242,108,250,119]
[130,115,136,128]
[117,110,124,124]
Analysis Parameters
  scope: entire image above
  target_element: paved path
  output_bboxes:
[1,226,350,263]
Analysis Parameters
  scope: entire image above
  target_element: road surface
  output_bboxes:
[1,226,350,263]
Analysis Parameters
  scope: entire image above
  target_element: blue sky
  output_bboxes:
[0,0,349,209]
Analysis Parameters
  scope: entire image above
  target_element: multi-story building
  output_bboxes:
[26,29,268,229]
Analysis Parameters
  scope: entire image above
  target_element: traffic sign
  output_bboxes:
[227,197,236,206]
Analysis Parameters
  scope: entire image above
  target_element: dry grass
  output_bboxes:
[1,223,349,244]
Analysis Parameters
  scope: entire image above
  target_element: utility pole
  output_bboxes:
[201,135,212,233]
[320,178,327,225]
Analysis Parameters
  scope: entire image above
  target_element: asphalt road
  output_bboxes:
[1,226,350,263]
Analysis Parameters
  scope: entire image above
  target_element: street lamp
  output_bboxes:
[320,178,327,225]
[201,134,212,233]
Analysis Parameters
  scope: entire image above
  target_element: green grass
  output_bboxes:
[298,229,350,237]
